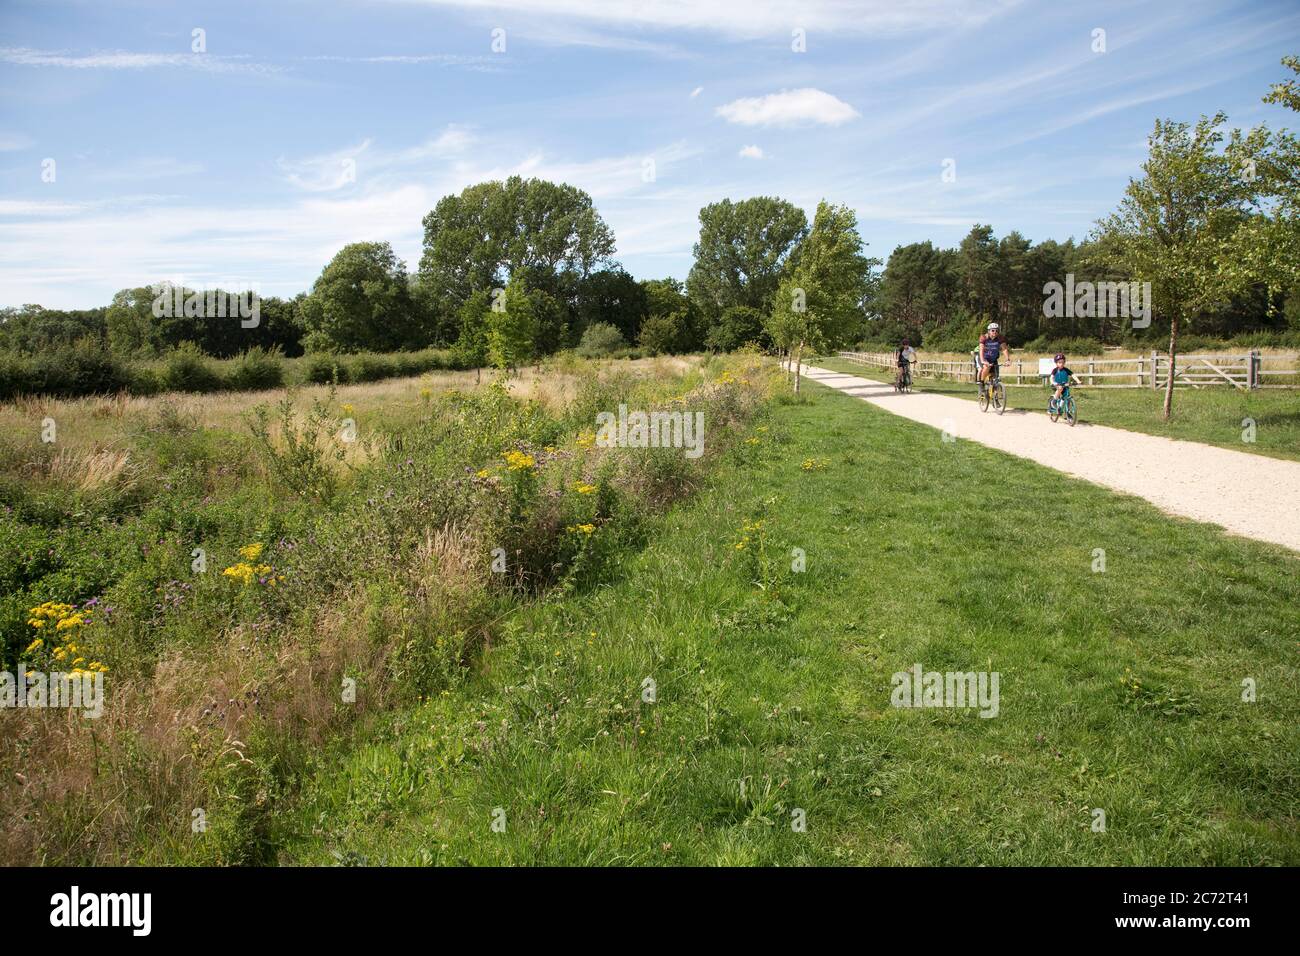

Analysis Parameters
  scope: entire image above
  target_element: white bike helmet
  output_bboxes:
[987,322,999,332]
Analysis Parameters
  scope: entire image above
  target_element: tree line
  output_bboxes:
[3,58,1298,416]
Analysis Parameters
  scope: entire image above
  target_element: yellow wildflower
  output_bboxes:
[503,450,537,471]
[223,561,273,586]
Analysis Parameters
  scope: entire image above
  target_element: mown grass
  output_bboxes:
[810,355,1300,462]
[275,378,1299,866]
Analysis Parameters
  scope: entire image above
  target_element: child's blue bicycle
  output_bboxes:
[1047,385,1077,426]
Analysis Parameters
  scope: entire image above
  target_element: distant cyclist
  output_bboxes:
[977,322,1007,384]
[895,338,917,388]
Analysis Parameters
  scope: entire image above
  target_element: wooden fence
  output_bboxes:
[834,350,1298,390]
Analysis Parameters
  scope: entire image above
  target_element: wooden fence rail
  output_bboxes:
[834,350,1298,390]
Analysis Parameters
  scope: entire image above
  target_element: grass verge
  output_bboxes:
[274,377,1299,865]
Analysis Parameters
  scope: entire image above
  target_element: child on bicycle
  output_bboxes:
[1049,353,1079,406]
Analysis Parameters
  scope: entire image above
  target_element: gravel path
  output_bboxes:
[803,364,1300,553]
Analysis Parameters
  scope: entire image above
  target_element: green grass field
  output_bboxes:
[275,379,1300,866]
[810,355,1300,462]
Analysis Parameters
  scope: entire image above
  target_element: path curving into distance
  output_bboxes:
[802,364,1300,553]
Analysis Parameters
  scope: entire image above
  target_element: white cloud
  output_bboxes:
[738,145,764,159]
[277,141,373,192]
[0,136,705,307]
[276,126,478,192]
[716,88,858,127]
[300,53,500,71]
[690,86,703,98]
[390,1,1015,39]
[0,199,89,216]
[517,22,690,57]
[0,47,281,75]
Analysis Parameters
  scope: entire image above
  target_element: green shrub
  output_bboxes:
[1020,336,1104,356]
[347,353,396,382]
[391,349,452,377]
[163,343,224,392]
[226,346,285,391]
[577,322,626,357]
[302,353,350,385]
[919,312,987,354]
[0,351,32,400]
[706,306,767,352]
[1228,330,1300,349]
[127,365,164,396]
[0,340,130,399]
[639,312,692,355]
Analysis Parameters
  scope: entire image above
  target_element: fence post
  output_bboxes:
[1151,351,1159,389]
[1249,349,1260,389]
[1088,360,1094,386]
[1137,355,1144,388]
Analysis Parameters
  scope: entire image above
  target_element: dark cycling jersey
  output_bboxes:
[979,333,1005,365]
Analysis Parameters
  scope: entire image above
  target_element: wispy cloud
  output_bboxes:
[716,88,859,127]
[300,53,500,71]
[0,134,707,305]
[277,140,373,193]
[515,22,692,58]
[738,144,764,159]
[0,46,282,74]
[389,0,1018,39]
[276,126,478,192]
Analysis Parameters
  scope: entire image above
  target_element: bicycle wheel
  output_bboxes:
[978,384,990,412]
[1065,396,1077,426]
[1048,397,1059,423]
[992,381,1006,415]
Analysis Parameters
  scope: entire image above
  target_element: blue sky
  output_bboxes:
[1,0,1298,308]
